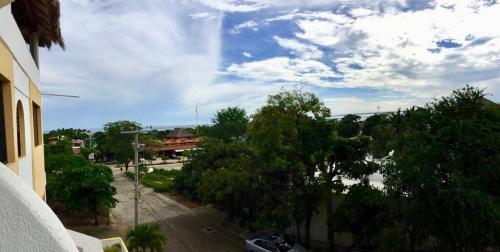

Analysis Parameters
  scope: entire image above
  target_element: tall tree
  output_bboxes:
[382,86,500,251]
[103,121,141,171]
[248,90,330,241]
[210,106,249,142]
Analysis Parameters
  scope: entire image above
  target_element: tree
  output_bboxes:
[248,90,330,243]
[209,106,249,142]
[103,121,141,171]
[126,223,166,252]
[315,134,379,251]
[335,180,385,249]
[337,114,361,138]
[48,163,118,225]
[362,113,388,136]
[382,86,500,251]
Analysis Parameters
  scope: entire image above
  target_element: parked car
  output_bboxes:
[245,233,306,252]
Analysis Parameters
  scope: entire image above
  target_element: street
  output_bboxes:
[110,166,246,251]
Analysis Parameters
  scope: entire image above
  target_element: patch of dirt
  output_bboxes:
[161,192,205,208]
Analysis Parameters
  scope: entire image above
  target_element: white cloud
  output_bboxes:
[270,1,500,98]
[349,8,374,17]
[190,12,217,19]
[226,57,340,87]
[273,36,323,59]
[230,20,259,33]
[242,51,253,58]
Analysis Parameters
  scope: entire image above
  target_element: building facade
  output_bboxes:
[0,0,46,199]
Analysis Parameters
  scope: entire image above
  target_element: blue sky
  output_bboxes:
[40,0,500,130]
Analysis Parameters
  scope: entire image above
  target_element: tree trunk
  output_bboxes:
[94,209,99,226]
[305,213,312,248]
[125,160,130,172]
[295,219,302,244]
[326,192,335,252]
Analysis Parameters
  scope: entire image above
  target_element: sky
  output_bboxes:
[40,0,500,130]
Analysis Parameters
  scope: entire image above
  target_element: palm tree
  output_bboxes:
[126,223,166,252]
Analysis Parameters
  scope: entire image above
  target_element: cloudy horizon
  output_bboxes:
[40,0,500,130]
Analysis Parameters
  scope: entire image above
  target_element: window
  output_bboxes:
[16,101,25,157]
[32,102,41,146]
[0,82,7,163]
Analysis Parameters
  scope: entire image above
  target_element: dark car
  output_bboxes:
[245,233,306,252]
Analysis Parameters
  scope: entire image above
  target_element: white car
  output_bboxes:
[245,233,306,252]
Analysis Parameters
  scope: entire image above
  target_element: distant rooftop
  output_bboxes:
[166,128,194,138]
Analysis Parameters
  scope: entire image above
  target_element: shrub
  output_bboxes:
[142,169,180,192]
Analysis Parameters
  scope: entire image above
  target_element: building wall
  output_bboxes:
[0,4,45,198]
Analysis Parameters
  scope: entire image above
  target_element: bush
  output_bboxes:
[124,171,134,180]
[142,169,180,192]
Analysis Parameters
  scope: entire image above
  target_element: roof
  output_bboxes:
[166,128,194,138]
[11,0,65,49]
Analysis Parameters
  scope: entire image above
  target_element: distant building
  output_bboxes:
[71,139,85,155]
[0,1,125,251]
[149,128,200,157]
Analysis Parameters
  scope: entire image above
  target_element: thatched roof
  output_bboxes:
[11,0,65,49]
[166,128,194,139]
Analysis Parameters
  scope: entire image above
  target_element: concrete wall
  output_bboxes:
[287,195,353,247]
[0,163,78,252]
[14,61,33,188]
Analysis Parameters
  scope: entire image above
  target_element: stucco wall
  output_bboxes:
[1,3,46,197]
[0,163,78,252]
[14,61,33,188]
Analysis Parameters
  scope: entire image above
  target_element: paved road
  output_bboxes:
[110,167,245,251]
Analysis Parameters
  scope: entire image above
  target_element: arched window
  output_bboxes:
[16,101,25,157]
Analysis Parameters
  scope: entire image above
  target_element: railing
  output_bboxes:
[102,237,129,252]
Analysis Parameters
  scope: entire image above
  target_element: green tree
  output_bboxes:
[126,223,166,252]
[337,114,361,138]
[382,86,500,251]
[248,90,330,242]
[335,180,385,249]
[103,121,141,171]
[48,163,118,225]
[209,106,249,142]
[362,113,388,136]
[311,128,379,251]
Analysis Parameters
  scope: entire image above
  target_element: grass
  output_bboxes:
[142,169,180,192]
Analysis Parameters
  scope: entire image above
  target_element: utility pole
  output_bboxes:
[195,105,199,136]
[134,132,139,227]
[121,129,142,227]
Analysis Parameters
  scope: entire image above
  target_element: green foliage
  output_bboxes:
[103,244,122,252]
[142,169,179,192]
[126,223,166,252]
[102,121,141,169]
[337,114,361,138]
[125,171,134,180]
[174,140,253,199]
[336,181,385,248]
[362,113,389,136]
[209,106,249,141]
[47,158,118,225]
[44,128,90,142]
[382,86,500,250]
